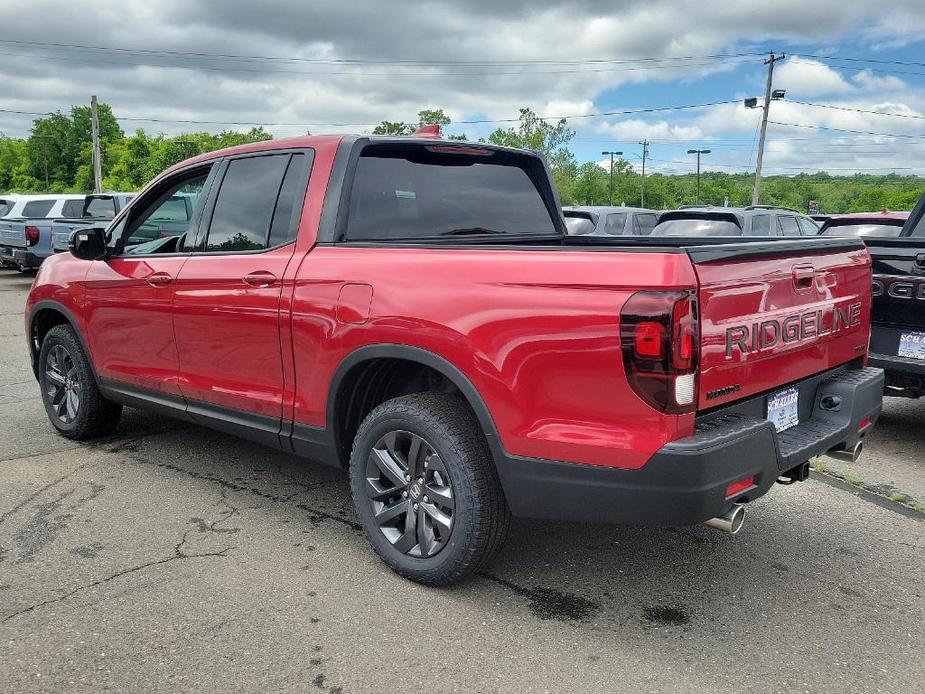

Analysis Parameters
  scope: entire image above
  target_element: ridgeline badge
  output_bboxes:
[725,302,862,359]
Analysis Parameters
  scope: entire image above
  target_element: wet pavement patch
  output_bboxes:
[642,605,691,625]
[481,573,599,621]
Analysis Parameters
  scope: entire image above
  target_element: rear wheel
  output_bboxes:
[349,393,509,586]
[38,324,122,440]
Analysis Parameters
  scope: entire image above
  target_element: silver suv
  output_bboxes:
[652,206,820,237]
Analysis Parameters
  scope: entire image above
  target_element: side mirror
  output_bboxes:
[69,226,107,261]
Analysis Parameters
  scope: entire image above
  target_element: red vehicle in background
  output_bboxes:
[25,132,883,585]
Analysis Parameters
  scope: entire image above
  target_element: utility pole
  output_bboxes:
[639,140,649,207]
[687,149,711,204]
[601,150,622,206]
[90,95,102,194]
[33,135,51,192]
[750,53,785,206]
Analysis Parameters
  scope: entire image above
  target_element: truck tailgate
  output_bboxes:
[692,239,871,410]
[52,219,89,251]
[0,219,26,248]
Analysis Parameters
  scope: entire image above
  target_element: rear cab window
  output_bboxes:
[85,197,118,219]
[821,221,904,237]
[344,143,559,242]
[652,216,742,236]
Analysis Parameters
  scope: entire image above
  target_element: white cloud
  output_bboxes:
[853,70,907,92]
[775,59,854,96]
[598,119,706,143]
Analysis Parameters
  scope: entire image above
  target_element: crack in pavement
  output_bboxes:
[1,526,235,624]
[0,464,88,526]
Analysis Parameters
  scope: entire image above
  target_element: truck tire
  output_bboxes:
[349,393,510,586]
[38,324,122,440]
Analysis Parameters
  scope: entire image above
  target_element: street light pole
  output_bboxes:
[687,149,711,204]
[601,150,622,205]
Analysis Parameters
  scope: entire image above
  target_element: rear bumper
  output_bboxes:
[0,246,41,269]
[14,249,41,269]
[0,245,19,267]
[869,353,925,398]
[496,366,884,526]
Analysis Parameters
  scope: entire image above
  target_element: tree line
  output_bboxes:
[1,102,923,213]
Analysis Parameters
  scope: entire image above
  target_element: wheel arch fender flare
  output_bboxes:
[326,343,504,463]
[28,300,98,384]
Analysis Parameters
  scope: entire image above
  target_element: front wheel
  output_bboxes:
[38,324,122,440]
[349,393,509,586]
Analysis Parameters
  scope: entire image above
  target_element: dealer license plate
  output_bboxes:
[898,331,925,360]
[767,387,799,433]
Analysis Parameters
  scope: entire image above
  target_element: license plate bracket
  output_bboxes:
[898,331,925,360]
[767,386,799,433]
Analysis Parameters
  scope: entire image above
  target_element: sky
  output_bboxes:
[1,0,925,176]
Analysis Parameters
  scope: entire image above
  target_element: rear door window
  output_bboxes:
[62,200,84,217]
[604,213,627,235]
[633,213,658,235]
[750,214,771,235]
[777,216,801,236]
[22,199,55,217]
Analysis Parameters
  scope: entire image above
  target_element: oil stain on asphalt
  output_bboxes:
[481,573,599,621]
[642,605,691,625]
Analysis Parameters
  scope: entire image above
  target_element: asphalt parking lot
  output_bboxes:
[0,269,923,694]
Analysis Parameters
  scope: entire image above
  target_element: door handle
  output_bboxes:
[147,272,172,287]
[242,271,277,288]
[792,265,815,290]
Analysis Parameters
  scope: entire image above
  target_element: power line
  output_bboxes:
[768,120,925,139]
[0,100,740,128]
[797,53,925,69]
[793,101,925,120]
[0,38,765,67]
[0,47,758,78]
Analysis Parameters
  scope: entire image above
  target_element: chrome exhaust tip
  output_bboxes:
[825,440,863,464]
[705,504,746,535]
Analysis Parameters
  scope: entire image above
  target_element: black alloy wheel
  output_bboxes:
[365,430,455,558]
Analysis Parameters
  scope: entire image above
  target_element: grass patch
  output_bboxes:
[842,473,861,487]
[888,492,907,503]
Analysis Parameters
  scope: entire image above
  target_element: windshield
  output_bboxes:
[0,200,13,217]
[345,144,559,241]
[652,218,742,236]
[820,222,903,237]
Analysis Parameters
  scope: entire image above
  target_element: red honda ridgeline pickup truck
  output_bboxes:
[26,132,883,585]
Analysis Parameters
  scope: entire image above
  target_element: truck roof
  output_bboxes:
[157,134,541,183]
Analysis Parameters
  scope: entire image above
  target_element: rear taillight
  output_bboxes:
[25,226,40,246]
[620,290,699,414]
